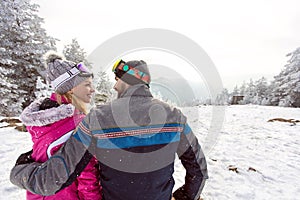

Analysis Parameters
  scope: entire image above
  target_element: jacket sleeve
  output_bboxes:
[10,126,95,196]
[77,156,102,200]
[173,123,208,200]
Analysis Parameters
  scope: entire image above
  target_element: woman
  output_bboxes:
[20,51,102,199]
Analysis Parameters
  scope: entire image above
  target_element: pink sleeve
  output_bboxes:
[77,156,102,200]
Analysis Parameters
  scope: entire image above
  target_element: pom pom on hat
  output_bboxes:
[43,50,65,64]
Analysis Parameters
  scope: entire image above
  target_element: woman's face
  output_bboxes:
[71,77,95,103]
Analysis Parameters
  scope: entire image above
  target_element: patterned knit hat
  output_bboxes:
[44,51,93,94]
[113,59,151,87]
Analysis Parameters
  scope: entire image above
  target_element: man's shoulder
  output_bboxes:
[151,98,187,123]
[91,102,113,116]
[152,98,182,112]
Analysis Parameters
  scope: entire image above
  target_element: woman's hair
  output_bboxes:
[55,92,88,114]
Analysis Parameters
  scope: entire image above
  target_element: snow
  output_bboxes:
[1,59,17,65]
[1,105,300,200]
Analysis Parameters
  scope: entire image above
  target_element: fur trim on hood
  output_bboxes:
[20,98,75,126]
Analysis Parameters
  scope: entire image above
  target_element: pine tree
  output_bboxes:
[253,77,269,105]
[271,47,300,107]
[255,77,268,97]
[34,76,51,99]
[239,81,246,96]
[215,88,229,105]
[63,38,92,69]
[0,0,56,116]
[94,71,113,103]
[242,79,256,104]
[232,85,239,96]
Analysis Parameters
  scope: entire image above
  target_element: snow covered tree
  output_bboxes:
[232,85,239,96]
[239,81,246,96]
[241,79,256,104]
[252,77,269,105]
[0,0,56,116]
[63,38,92,69]
[261,82,273,106]
[270,47,300,107]
[34,76,51,99]
[215,88,230,105]
[94,71,113,104]
[255,77,268,97]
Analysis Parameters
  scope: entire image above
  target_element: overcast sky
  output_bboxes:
[33,0,300,90]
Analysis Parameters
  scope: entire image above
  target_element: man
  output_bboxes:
[10,59,208,200]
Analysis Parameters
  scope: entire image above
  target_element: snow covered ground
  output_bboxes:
[1,105,300,200]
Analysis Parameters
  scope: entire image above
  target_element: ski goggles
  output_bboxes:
[51,63,93,90]
[77,63,90,73]
[112,59,150,84]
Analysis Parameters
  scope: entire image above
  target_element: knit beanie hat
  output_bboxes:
[44,51,93,94]
[113,60,151,87]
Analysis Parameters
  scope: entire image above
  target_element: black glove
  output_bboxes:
[173,186,190,200]
[173,186,202,200]
[15,149,34,166]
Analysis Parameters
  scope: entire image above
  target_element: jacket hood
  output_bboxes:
[20,98,75,127]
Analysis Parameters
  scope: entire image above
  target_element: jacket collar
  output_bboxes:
[120,84,153,98]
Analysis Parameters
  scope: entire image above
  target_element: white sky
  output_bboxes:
[33,0,300,90]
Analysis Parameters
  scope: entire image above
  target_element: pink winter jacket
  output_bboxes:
[20,94,102,200]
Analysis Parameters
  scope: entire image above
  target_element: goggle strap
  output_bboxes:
[113,59,150,84]
[117,64,150,84]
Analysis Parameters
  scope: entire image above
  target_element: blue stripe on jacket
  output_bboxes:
[93,123,185,134]
[95,131,180,149]
[74,122,193,149]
